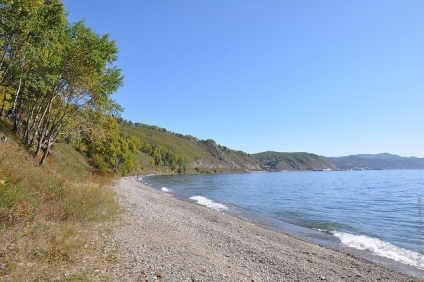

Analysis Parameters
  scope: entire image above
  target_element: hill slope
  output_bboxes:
[253,151,335,171]
[0,126,118,280]
[121,123,348,173]
[328,153,424,170]
[120,123,261,173]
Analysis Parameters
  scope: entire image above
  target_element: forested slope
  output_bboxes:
[120,122,261,174]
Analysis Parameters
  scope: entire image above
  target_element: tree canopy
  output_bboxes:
[0,0,123,166]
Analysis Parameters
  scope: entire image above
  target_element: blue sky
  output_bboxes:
[63,1,424,157]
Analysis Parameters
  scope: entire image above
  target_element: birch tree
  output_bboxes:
[33,21,123,165]
[0,0,123,166]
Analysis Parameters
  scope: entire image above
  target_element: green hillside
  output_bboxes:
[253,151,335,171]
[120,122,261,174]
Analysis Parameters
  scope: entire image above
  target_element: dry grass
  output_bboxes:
[0,132,120,281]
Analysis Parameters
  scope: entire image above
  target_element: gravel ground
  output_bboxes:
[113,177,419,281]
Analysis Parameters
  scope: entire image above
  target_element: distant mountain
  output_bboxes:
[327,153,424,170]
[253,151,335,171]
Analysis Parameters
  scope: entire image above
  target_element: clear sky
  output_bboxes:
[62,1,424,157]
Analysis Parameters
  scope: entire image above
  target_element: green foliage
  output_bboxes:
[63,114,188,174]
[142,144,187,172]
[64,112,139,174]
[0,0,123,165]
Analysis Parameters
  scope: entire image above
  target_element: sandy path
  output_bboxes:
[113,177,419,281]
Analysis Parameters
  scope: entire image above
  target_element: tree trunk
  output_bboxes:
[11,113,19,133]
[6,77,22,119]
[33,133,44,157]
[39,140,51,166]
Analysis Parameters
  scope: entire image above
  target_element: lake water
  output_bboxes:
[142,170,424,273]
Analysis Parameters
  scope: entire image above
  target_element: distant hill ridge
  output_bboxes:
[327,153,424,170]
[120,121,424,173]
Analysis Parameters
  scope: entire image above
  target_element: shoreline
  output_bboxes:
[113,177,421,281]
[140,173,424,278]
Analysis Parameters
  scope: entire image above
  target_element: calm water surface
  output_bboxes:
[143,170,424,271]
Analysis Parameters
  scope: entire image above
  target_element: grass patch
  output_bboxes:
[0,130,119,280]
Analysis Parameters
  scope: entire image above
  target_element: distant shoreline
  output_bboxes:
[113,177,421,281]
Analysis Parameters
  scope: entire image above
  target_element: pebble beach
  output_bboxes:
[113,177,419,281]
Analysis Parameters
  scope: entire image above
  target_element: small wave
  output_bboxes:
[333,231,424,269]
[189,196,228,212]
[161,187,173,192]
[314,228,334,234]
